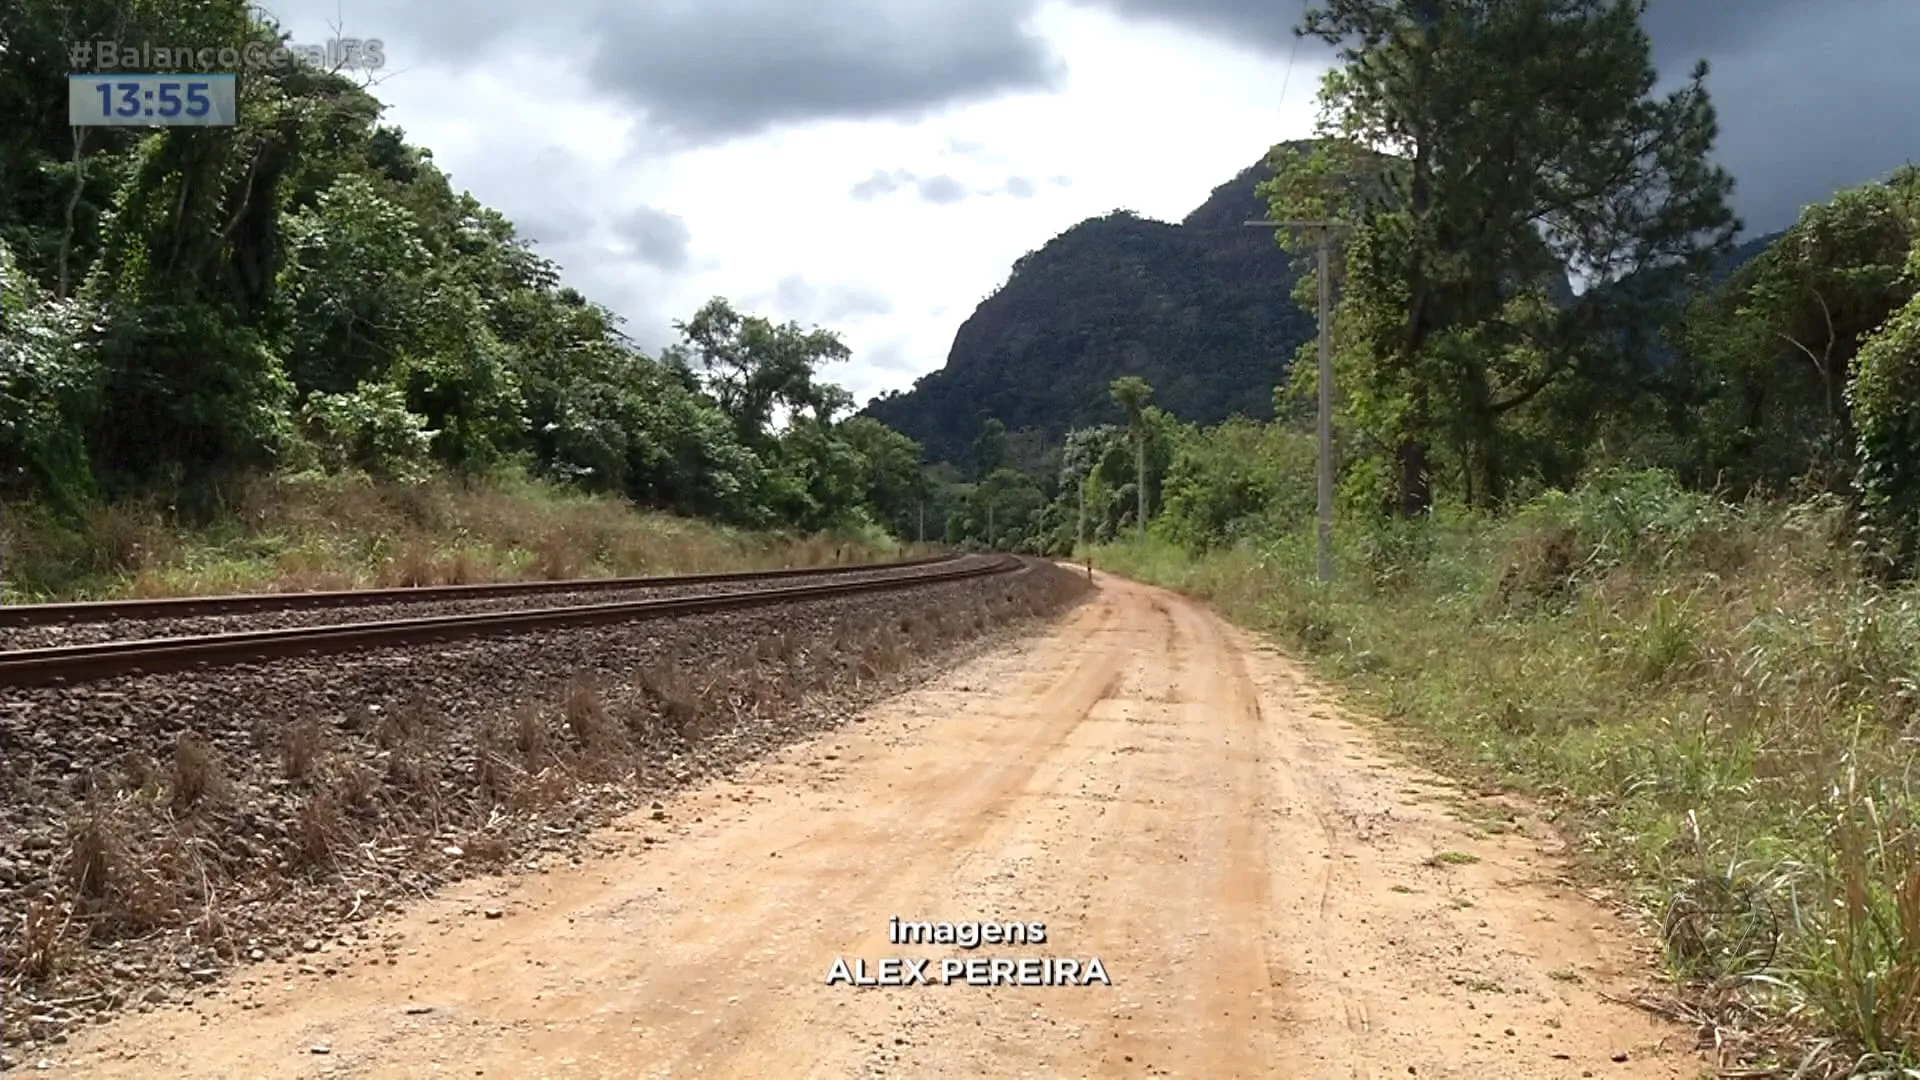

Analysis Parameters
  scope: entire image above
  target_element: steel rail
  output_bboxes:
[0,552,961,628]
[0,554,1024,688]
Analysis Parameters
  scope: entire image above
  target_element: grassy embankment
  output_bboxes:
[1091,469,1920,1072]
[1,470,912,603]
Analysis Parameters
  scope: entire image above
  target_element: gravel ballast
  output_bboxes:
[0,558,1092,1051]
[0,559,965,652]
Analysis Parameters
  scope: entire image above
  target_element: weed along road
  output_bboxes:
[47,573,1698,1078]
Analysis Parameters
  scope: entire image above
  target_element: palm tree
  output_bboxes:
[1108,376,1153,542]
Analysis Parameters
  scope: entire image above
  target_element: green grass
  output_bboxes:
[1089,469,1920,1074]
[0,468,914,602]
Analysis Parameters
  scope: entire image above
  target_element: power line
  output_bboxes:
[1278,7,1306,110]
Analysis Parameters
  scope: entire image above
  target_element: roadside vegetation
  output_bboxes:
[2,1,938,602]
[1092,474,1908,1072]
[0,470,907,602]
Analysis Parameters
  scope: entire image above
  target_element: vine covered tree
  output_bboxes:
[1110,376,1153,540]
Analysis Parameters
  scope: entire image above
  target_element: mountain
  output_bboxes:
[863,148,1785,470]
[1707,230,1783,286]
[862,154,1316,467]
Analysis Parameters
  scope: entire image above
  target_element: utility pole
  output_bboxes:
[1134,430,1146,544]
[917,500,925,544]
[1245,218,1344,583]
[1076,468,1087,553]
[986,502,995,551]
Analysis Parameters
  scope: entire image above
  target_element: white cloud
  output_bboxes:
[257,0,1324,408]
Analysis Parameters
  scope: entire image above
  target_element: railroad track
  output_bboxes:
[0,552,961,627]
[0,554,1024,689]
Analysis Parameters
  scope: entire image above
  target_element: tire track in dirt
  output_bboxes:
[565,602,1128,1075]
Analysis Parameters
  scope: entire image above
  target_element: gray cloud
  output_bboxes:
[851,168,914,200]
[584,0,1064,144]
[1640,0,1810,71]
[770,276,895,322]
[262,0,1064,145]
[514,204,596,249]
[610,206,692,271]
[849,169,982,204]
[1085,0,1810,64]
[916,174,968,204]
[1640,0,1920,233]
[514,239,678,352]
[1003,175,1037,198]
[1087,0,1304,51]
[1087,0,1915,234]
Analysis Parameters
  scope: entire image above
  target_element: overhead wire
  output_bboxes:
[1278,3,1306,110]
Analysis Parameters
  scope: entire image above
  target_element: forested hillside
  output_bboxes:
[0,1,932,598]
[861,156,1319,466]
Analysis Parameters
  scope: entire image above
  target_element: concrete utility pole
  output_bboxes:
[1076,468,1088,553]
[1245,218,1345,584]
[1133,431,1146,544]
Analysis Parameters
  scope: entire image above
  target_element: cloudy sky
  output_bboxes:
[257,0,1912,408]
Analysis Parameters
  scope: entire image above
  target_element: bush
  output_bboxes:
[296,384,436,482]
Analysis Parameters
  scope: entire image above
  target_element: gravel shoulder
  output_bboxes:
[29,570,1703,1077]
[1,560,1084,1059]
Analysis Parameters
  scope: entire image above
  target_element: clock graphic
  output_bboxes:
[68,74,237,126]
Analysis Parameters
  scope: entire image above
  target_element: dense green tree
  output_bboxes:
[1266,0,1736,515]
[0,239,98,503]
[1850,239,1920,575]
[972,417,1008,477]
[0,1,934,545]
[674,297,851,449]
[1677,168,1919,495]
[278,175,434,396]
[1157,417,1316,552]
[839,416,927,537]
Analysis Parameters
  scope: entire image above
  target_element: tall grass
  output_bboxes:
[0,469,916,602]
[1094,469,1920,1074]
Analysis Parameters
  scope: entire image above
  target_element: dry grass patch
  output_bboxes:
[169,733,223,812]
[281,713,323,780]
[66,808,175,937]
[639,656,707,739]
[292,791,350,870]
[2,469,912,603]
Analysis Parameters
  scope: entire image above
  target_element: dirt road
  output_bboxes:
[44,572,1697,1078]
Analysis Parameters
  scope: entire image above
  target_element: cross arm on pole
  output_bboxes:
[1240,219,1349,230]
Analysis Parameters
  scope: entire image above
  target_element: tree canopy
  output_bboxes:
[0,0,930,541]
[1264,0,1737,514]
